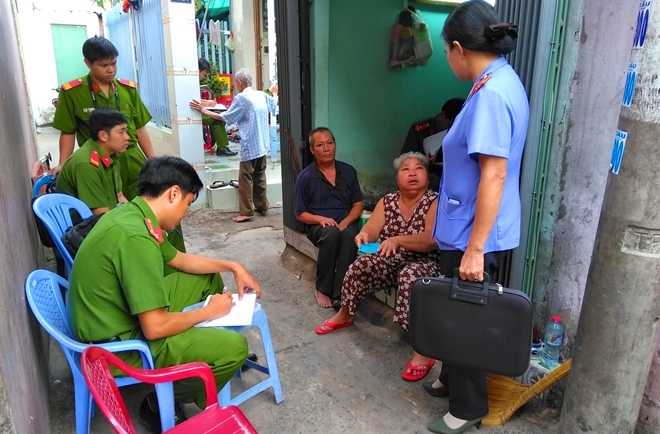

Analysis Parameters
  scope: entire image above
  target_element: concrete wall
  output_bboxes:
[146,123,176,157]
[312,0,472,205]
[16,0,101,126]
[230,0,258,83]
[0,0,51,433]
[532,0,635,346]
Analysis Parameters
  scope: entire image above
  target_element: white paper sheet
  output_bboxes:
[196,293,257,327]
[422,130,447,156]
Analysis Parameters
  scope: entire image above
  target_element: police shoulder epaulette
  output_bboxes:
[61,78,84,91]
[414,122,430,133]
[117,78,137,88]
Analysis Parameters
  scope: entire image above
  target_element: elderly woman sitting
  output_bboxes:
[315,152,440,381]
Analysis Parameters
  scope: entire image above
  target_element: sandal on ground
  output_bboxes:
[228,179,239,188]
[427,415,485,434]
[401,358,435,382]
[315,319,354,335]
[208,180,229,189]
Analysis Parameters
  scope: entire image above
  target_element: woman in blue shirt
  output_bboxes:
[424,1,529,433]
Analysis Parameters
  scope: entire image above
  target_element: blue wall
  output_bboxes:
[312,0,472,202]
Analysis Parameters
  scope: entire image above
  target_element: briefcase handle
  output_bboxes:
[450,269,491,306]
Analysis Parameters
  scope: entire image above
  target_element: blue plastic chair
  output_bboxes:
[32,174,57,196]
[25,270,175,434]
[217,303,284,406]
[32,193,92,276]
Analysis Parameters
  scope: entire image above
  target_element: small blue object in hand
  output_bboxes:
[358,242,380,255]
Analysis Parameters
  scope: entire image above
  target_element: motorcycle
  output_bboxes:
[52,87,60,108]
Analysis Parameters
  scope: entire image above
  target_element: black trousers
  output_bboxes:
[438,249,509,420]
[306,222,360,300]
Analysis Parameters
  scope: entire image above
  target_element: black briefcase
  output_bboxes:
[409,271,532,377]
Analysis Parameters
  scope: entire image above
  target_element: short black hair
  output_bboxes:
[441,98,465,120]
[82,36,119,63]
[137,156,204,200]
[89,108,128,141]
[307,127,336,148]
[442,0,517,56]
[198,58,211,73]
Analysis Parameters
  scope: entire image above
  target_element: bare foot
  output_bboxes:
[232,215,254,223]
[315,291,332,308]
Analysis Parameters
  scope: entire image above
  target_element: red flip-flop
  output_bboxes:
[401,359,435,382]
[315,319,354,335]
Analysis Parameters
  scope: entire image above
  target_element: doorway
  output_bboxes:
[51,24,88,84]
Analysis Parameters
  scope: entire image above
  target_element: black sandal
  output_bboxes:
[208,180,229,189]
[228,180,239,188]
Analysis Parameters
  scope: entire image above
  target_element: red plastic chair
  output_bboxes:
[80,346,258,434]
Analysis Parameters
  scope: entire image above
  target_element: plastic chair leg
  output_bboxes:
[73,373,92,434]
[255,310,284,404]
[217,305,283,406]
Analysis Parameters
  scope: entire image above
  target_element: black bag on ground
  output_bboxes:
[61,213,104,259]
[409,271,532,377]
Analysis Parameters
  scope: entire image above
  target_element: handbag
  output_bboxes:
[409,270,532,377]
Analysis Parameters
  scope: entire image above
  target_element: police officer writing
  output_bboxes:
[55,108,129,214]
[422,2,529,433]
[51,36,155,201]
[68,156,261,432]
[400,98,464,192]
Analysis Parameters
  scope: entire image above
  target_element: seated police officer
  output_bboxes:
[56,108,188,265]
[295,127,364,310]
[400,98,464,191]
[68,156,261,431]
[56,108,129,214]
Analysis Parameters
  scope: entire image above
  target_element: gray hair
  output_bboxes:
[235,68,253,86]
[393,152,429,172]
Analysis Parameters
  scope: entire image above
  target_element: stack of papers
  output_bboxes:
[186,293,257,327]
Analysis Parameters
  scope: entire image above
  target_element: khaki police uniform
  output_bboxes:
[55,138,122,210]
[69,197,248,407]
[400,117,443,192]
[53,75,151,201]
[53,136,186,258]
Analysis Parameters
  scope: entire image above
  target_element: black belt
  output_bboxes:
[89,336,120,345]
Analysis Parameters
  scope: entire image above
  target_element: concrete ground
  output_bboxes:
[46,209,561,434]
[37,127,561,433]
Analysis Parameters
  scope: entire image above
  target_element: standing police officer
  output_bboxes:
[51,36,155,202]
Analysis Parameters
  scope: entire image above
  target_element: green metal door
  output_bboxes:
[51,24,89,84]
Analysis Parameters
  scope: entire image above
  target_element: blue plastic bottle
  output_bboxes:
[541,315,563,368]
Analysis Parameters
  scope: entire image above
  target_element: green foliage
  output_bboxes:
[94,0,120,9]
[201,60,229,97]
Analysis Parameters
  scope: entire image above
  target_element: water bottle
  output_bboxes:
[541,315,563,368]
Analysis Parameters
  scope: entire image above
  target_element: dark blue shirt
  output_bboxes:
[295,160,363,223]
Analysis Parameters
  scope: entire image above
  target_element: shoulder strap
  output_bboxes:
[61,78,84,91]
[117,78,137,88]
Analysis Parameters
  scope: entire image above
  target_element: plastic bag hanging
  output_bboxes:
[388,7,433,69]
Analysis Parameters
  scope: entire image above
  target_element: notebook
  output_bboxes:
[183,293,257,327]
[422,130,447,156]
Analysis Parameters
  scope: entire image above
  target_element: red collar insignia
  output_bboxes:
[415,122,430,132]
[92,82,100,93]
[90,151,100,167]
[144,218,164,244]
[100,155,112,168]
[467,73,491,101]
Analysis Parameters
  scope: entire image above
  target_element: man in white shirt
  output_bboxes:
[191,68,278,222]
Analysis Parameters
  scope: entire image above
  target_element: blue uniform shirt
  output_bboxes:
[295,161,363,223]
[433,57,530,253]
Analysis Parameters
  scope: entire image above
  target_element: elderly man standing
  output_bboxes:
[295,127,364,309]
[190,68,278,222]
